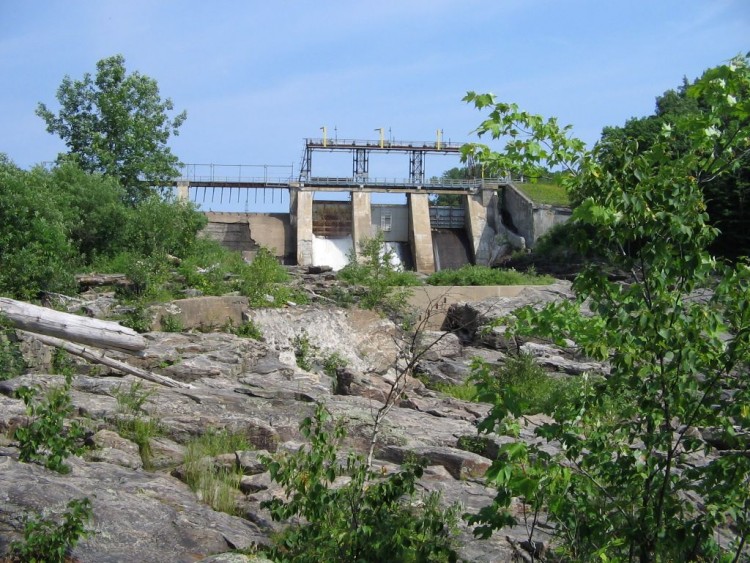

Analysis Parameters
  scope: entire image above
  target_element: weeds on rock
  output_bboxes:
[293,332,315,372]
[223,318,263,340]
[159,313,183,333]
[0,315,25,381]
[182,428,250,515]
[113,380,162,469]
[322,351,347,378]
[10,497,93,563]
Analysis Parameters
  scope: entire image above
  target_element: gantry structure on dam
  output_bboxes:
[174,134,511,273]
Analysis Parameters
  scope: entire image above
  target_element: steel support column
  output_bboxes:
[299,147,312,181]
[409,150,425,186]
[353,148,369,182]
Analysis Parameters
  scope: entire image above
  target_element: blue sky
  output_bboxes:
[1,0,748,209]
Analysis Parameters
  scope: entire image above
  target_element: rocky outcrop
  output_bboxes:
[0,283,610,561]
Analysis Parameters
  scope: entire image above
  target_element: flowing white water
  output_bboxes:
[312,235,352,271]
[383,241,406,271]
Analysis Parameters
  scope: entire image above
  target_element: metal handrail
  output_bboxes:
[304,137,464,150]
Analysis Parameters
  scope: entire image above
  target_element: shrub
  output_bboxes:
[322,351,347,378]
[14,373,85,474]
[225,318,263,340]
[262,404,459,562]
[178,238,245,296]
[239,247,305,307]
[338,234,420,315]
[471,353,579,417]
[160,314,183,333]
[0,159,78,299]
[293,332,315,371]
[10,497,93,563]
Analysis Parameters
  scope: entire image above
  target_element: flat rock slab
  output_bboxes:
[0,455,266,562]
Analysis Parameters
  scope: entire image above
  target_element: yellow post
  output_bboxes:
[436,129,442,150]
[375,127,384,148]
[321,126,327,147]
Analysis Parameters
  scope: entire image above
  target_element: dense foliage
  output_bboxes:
[0,157,206,301]
[465,55,750,561]
[37,54,186,203]
[598,64,749,258]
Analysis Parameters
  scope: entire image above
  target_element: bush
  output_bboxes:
[338,234,420,315]
[10,497,93,563]
[14,373,85,473]
[0,159,78,299]
[239,247,304,307]
[262,404,459,562]
[178,238,245,296]
[471,353,580,417]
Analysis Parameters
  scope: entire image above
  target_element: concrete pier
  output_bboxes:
[408,193,435,274]
[351,192,372,257]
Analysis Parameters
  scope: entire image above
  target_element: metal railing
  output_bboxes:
[177,163,294,184]
[305,137,464,150]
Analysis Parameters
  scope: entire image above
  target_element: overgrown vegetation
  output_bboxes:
[182,428,250,515]
[426,264,553,286]
[261,404,460,562]
[464,55,750,560]
[10,497,93,563]
[14,374,85,474]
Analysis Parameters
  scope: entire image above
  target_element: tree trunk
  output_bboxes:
[22,331,191,389]
[0,297,146,353]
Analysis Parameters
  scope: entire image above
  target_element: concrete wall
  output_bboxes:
[502,183,571,247]
[201,212,292,261]
[464,188,499,265]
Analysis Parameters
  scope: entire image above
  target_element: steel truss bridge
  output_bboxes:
[176,137,507,206]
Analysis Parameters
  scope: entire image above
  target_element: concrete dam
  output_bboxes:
[179,136,570,272]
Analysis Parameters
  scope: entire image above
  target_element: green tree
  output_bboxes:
[0,157,78,299]
[599,70,749,258]
[464,55,750,561]
[37,54,186,203]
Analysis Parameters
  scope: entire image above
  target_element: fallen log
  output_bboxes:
[22,331,191,389]
[75,273,132,288]
[0,297,146,353]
